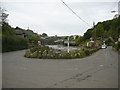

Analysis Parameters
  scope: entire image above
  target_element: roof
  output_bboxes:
[15,30,24,35]
[15,28,24,35]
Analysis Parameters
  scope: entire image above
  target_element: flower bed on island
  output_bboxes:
[24,46,100,59]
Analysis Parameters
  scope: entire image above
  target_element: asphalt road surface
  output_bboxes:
[2,46,118,88]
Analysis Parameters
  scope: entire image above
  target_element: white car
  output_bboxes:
[101,44,107,49]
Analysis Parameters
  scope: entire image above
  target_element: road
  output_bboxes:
[2,46,118,88]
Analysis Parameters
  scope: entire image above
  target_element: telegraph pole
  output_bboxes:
[93,22,96,41]
[111,1,120,18]
[118,1,120,16]
[93,21,97,47]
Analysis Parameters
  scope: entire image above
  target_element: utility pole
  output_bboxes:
[93,21,97,47]
[93,22,96,41]
[118,1,120,16]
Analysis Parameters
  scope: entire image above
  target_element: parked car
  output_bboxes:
[101,44,107,49]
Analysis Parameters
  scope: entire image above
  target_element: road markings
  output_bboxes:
[99,65,104,67]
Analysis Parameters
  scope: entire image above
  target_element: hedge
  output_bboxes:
[2,35,28,52]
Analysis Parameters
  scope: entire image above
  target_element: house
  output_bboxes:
[54,39,64,43]
[64,41,76,44]
[15,27,26,38]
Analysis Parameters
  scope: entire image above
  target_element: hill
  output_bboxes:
[76,16,120,45]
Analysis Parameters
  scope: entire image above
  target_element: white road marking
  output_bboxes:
[99,65,104,67]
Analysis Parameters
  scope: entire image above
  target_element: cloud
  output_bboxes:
[1,1,118,36]
[1,0,120,2]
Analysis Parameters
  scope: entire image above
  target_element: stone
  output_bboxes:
[42,50,47,56]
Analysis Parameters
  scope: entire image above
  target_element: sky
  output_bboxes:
[1,0,119,36]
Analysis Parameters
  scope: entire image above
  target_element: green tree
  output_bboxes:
[96,23,104,38]
[42,33,48,37]
[83,29,92,41]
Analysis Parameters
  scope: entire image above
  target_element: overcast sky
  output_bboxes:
[1,0,119,36]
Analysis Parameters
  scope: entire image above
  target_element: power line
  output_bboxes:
[61,0,92,27]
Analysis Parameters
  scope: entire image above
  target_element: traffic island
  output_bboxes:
[24,46,101,59]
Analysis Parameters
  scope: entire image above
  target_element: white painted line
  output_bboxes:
[99,65,104,67]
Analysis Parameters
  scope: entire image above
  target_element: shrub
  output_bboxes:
[2,22,28,52]
[84,50,90,56]
[2,36,28,52]
[113,42,120,51]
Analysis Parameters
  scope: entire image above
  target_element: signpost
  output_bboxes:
[67,37,70,53]
[64,37,76,53]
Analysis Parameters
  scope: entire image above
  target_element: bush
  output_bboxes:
[113,42,120,51]
[2,22,28,52]
[84,50,90,56]
[105,39,113,45]
[2,36,28,52]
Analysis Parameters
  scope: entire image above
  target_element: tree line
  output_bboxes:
[75,16,120,45]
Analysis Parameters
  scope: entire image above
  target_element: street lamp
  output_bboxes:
[111,10,119,18]
[111,10,118,12]
[111,1,120,17]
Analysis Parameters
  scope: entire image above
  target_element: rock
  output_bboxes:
[38,51,42,57]
[31,51,38,57]
[42,50,47,56]
[25,50,31,57]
